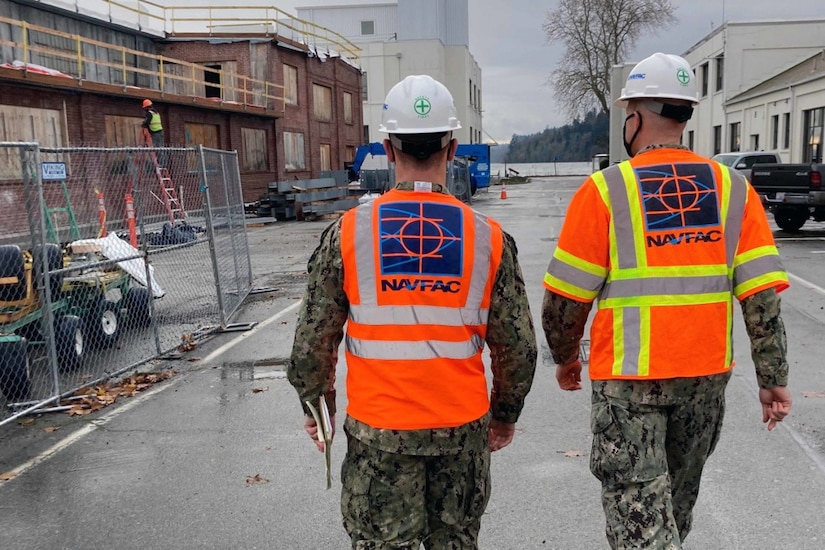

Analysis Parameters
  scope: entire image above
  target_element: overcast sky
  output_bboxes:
[166,0,825,143]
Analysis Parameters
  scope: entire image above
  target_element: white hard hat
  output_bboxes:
[615,53,698,107]
[379,74,461,134]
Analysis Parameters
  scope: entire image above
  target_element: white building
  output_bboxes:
[297,0,482,145]
[610,19,825,164]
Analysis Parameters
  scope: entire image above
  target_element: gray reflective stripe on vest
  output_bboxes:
[601,273,731,299]
[349,303,487,326]
[601,165,638,270]
[723,168,747,267]
[618,307,643,376]
[353,204,377,303]
[346,333,484,360]
[547,256,605,294]
[734,254,785,285]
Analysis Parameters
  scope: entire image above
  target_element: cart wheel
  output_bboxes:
[86,297,121,349]
[0,338,31,402]
[55,315,85,372]
[0,245,26,302]
[124,287,151,328]
[32,243,64,300]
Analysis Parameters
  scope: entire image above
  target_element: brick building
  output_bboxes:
[0,0,363,224]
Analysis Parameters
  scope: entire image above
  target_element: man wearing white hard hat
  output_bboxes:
[541,53,791,548]
[288,74,537,548]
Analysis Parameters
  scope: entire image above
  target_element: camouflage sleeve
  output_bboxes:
[740,287,789,388]
[286,219,349,417]
[541,290,592,366]
[485,231,537,424]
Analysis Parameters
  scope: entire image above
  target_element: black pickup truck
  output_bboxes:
[749,162,825,231]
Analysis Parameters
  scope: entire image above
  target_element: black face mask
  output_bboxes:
[623,112,642,157]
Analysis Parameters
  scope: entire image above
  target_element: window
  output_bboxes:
[729,122,741,152]
[345,146,355,163]
[713,125,722,155]
[750,134,759,151]
[700,63,709,97]
[687,130,694,151]
[204,64,221,98]
[715,57,724,92]
[241,128,268,171]
[313,84,332,121]
[469,126,473,143]
[363,125,370,144]
[469,79,473,106]
[361,72,368,101]
[344,92,353,124]
[284,131,305,170]
[283,65,298,106]
[770,115,779,149]
[803,107,824,163]
[361,20,375,35]
[783,112,791,149]
[320,144,331,171]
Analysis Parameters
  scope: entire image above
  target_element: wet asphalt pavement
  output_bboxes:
[1,178,824,550]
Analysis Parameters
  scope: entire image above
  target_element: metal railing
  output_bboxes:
[0,15,286,112]
[0,141,252,426]
[30,1,361,62]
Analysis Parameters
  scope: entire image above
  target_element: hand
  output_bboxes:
[304,414,336,452]
[556,359,583,391]
[760,387,792,431]
[489,420,516,452]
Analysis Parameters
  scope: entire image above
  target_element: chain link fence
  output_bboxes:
[0,142,252,426]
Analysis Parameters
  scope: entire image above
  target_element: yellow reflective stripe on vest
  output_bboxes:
[545,247,607,300]
[612,306,652,377]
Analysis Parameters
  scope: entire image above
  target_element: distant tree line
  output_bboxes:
[505,110,609,163]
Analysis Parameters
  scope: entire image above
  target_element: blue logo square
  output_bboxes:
[636,163,720,230]
[379,202,464,276]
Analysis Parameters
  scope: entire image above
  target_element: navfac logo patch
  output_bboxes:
[636,163,720,247]
[379,201,463,277]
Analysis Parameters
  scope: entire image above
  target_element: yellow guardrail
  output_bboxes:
[0,15,285,113]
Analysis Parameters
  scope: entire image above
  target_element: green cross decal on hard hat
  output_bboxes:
[414,97,432,117]
[676,68,690,86]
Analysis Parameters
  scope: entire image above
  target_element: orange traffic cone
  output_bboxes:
[500,181,508,200]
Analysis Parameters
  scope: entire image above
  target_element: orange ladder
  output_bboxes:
[142,128,185,224]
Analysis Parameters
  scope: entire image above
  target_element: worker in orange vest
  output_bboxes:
[541,53,791,549]
[288,74,537,548]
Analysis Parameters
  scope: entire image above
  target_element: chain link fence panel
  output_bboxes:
[0,143,251,426]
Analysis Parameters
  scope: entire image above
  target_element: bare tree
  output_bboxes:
[543,0,676,119]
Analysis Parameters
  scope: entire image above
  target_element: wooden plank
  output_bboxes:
[273,177,337,193]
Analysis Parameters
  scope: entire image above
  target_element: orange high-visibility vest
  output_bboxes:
[543,149,789,380]
[340,188,504,429]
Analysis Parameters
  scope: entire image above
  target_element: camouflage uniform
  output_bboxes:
[542,144,789,549]
[288,182,537,549]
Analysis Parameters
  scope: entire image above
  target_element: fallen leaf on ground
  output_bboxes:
[187,357,202,362]
[562,450,586,458]
[252,387,269,394]
[802,391,825,398]
[17,418,34,426]
[246,474,270,486]
[0,471,17,481]
[44,426,60,433]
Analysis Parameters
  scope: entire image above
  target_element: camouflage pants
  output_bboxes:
[340,435,491,549]
[589,374,729,549]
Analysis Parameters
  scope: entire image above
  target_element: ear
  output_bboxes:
[382,139,395,162]
[446,138,458,161]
